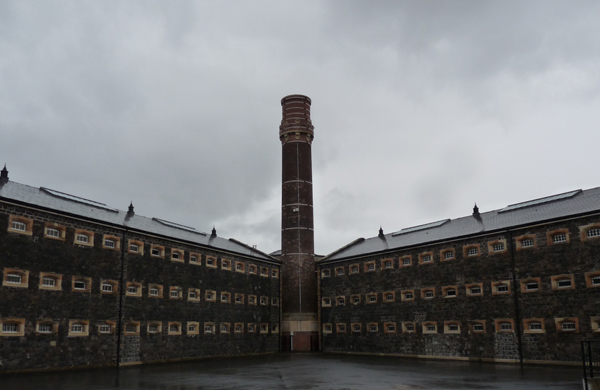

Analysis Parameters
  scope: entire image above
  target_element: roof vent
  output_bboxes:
[0,164,8,184]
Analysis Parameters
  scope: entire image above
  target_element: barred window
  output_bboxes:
[149,287,159,296]
[98,325,111,334]
[445,288,456,297]
[444,251,454,260]
[42,277,56,287]
[129,244,139,252]
[528,322,542,330]
[127,286,138,294]
[76,234,89,244]
[46,228,60,238]
[448,324,459,332]
[500,322,512,331]
[2,323,19,333]
[426,324,436,332]
[557,279,572,288]
[469,286,481,295]
[496,284,509,292]
[71,323,84,333]
[383,260,393,268]
[553,233,567,243]
[561,321,576,331]
[424,290,434,299]
[125,324,137,333]
[171,290,179,298]
[151,248,161,256]
[6,274,22,284]
[405,323,415,331]
[402,258,411,266]
[467,247,478,256]
[472,323,484,332]
[521,238,534,248]
[11,221,27,231]
[593,276,600,286]
[403,291,413,300]
[493,243,505,252]
[38,323,53,333]
[588,228,600,238]
[189,291,197,299]
[104,239,115,248]
[170,324,180,332]
[525,282,539,291]
[422,254,432,263]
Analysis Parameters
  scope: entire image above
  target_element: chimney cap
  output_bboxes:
[0,164,8,184]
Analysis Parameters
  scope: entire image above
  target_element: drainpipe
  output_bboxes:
[318,264,322,352]
[115,228,127,367]
[508,229,524,364]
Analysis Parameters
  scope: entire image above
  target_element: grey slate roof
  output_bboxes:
[321,186,600,263]
[0,180,277,263]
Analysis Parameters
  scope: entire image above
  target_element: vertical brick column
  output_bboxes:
[279,95,318,351]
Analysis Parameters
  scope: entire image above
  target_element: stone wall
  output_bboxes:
[0,203,280,372]
[319,215,600,363]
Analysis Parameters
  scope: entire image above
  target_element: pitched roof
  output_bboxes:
[320,187,600,263]
[0,180,277,263]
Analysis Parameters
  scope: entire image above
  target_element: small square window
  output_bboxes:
[336,296,346,306]
[44,224,65,240]
[235,323,244,334]
[235,293,245,304]
[72,276,91,292]
[381,258,393,269]
[336,323,347,333]
[441,249,455,261]
[189,253,200,265]
[68,320,90,337]
[128,239,144,255]
[495,319,514,333]
[260,267,269,277]
[220,292,231,303]
[401,256,412,267]
[384,322,396,334]
[272,297,280,306]
[204,322,215,334]
[336,267,345,276]
[368,323,378,333]
[323,323,333,334]
[443,286,457,298]
[248,264,257,274]
[3,269,29,289]
[555,318,579,333]
[421,289,435,299]
[126,282,142,297]
[470,321,486,333]
[74,229,94,247]
[366,293,377,303]
[147,322,162,334]
[170,287,182,299]
[322,269,331,278]
[383,292,395,302]
[466,283,483,297]
[402,322,416,333]
[220,323,230,334]
[188,288,201,302]
[260,323,269,334]
[248,295,257,305]
[364,261,376,272]
[187,322,200,335]
[419,252,433,265]
[148,284,163,298]
[552,233,567,243]
[322,297,332,307]
[236,262,246,273]
[171,249,184,263]
[464,245,479,257]
[349,264,360,274]
[422,322,437,334]
[401,290,414,301]
[351,294,361,305]
[271,269,279,278]
[102,235,120,250]
[247,323,256,333]
[260,296,268,306]
[150,245,165,258]
[222,259,232,270]
[351,323,361,333]
[444,322,460,334]
[206,256,217,268]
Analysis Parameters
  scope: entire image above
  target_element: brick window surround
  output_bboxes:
[71,276,92,293]
[399,256,412,267]
[335,266,345,276]
[364,261,376,272]
[147,321,162,334]
[128,239,144,255]
[68,320,90,337]
[44,223,66,241]
[189,252,201,265]
[206,256,218,268]
[171,248,185,263]
[421,288,435,299]
[402,322,416,333]
[235,293,245,304]
[523,318,545,334]
[487,238,507,254]
[555,318,579,333]
[221,259,232,271]
[440,248,455,261]
[491,280,511,295]
[3,268,29,288]
[74,229,94,247]
[220,323,231,334]
[520,277,542,293]
[168,322,182,335]
[422,321,438,334]
[7,215,33,236]
[585,272,600,288]
[235,261,246,273]
[442,285,458,298]
[248,264,257,274]
[126,281,142,297]
[551,274,575,290]
[148,284,163,298]
[366,293,377,304]
[36,320,59,335]
[494,319,514,333]
[515,234,536,251]
[102,235,121,250]
[463,244,481,258]
[381,258,394,269]
[350,294,361,305]
[444,321,461,334]
[150,244,165,258]
[469,320,486,334]
[383,291,395,302]
[351,323,362,333]
[336,296,346,306]
[336,323,347,333]
[349,264,360,274]
[169,286,182,300]
[188,288,201,302]
[401,289,415,301]
[418,252,434,265]
[187,321,200,335]
[466,283,483,297]
[581,223,600,242]
[547,229,570,245]
[384,322,397,334]
[0,318,26,337]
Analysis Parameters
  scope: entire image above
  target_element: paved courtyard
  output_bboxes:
[0,353,583,390]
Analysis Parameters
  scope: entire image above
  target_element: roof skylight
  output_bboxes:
[41,187,118,212]
[392,219,450,236]
[152,218,206,235]
[499,190,582,213]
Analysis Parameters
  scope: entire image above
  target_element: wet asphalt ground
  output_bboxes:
[0,353,583,390]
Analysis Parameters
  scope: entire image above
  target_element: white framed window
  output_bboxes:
[172,252,180,260]
[493,243,505,252]
[421,254,432,263]
[129,244,139,253]
[127,286,138,294]
[350,265,359,274]
[42,276,56,287]
[125,324,138,333]
[500,322,512,331]
[424,290,434,299]
[104,239,115,249]
[190,255,199,264]
[448,324,459,332]
[593,276,600,286]
[467,247,478,256]
[469,286,481,295]
[383,259,393,268]
[402,257,411,266]
[443,251,454,260]
[369,323,378,332]
[495,284,509,293]
[561,321,576,331]
[151,248,161,256]
[102,283,113,292]
[71,323,84,333]
[404,323,415,332]
[189,291,197,299]
[444,288,456,297]
[171,290,179,298]
[188,324,196,333]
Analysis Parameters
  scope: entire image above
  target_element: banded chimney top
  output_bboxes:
[279,94,314,139]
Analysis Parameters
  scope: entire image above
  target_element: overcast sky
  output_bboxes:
[1,1,599,255]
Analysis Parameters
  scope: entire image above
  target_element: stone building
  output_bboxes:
[0,166,281,372]
[318,188,600,364]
